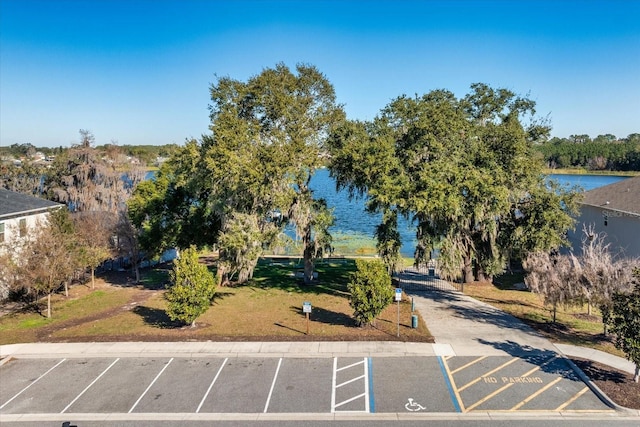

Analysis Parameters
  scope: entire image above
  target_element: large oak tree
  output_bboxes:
[329,84,579,282]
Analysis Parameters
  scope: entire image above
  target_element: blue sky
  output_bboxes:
[1,0,639,147]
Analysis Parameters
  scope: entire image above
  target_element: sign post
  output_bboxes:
[303,302,312,335]
[395,288,402,337]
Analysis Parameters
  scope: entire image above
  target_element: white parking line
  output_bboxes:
[0,358,66,410]
[196,357,227,413]
[331,357,369,413]
[128,357,173,413]
[61,358,120,413]
[263,357,282,413]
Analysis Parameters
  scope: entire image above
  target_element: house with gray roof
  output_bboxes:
[0,188,63,251]
[567,175,640,258]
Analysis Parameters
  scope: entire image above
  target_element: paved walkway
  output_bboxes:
[0,281,635,377]
[407,288,636,375]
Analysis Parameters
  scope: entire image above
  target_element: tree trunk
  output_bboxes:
[303,225,315,285]
[552,304,557,323]
[64,281,69,297]
[91,267,95,289]
[191,320,197,328]
[220,270,230,286]
[132,260,140,284]
[238,268,251,284]
[462,254,474,284]
[634,365,639,383]
[47,293,51,318]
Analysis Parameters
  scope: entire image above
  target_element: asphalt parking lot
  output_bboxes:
[0,355,612,416]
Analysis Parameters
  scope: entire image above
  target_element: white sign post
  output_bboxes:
[395,288,402,337]
[303,302,312,335]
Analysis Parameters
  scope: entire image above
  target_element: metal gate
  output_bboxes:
[396,263,463,292]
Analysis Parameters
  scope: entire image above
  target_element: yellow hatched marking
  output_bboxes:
[451,356,487,375]
[466,383,514,411]
[555,386,589,411]
[458,358,518,392]
[440,356,466,413]
[510,377,563,410]
[464,356,560,412]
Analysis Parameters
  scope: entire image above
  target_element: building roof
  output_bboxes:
[0,188,63,220]
[581,175,640,216]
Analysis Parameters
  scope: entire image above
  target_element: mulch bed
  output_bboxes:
[571,358,640,410]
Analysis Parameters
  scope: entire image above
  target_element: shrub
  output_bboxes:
[606,268,640,382]
[347,259,394,326]
[165,246,216,327]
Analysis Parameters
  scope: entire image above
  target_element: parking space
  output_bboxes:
[1,358,117,414]
[197,357,279,413]
[0,354,614,416]
[371,356,455,413]
[440,355,613,412]
[0,358,65,409]
[270,358,333,413]
[133,357,224,413]
[66,357,171,413]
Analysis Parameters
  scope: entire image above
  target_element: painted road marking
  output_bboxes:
[0,358,66,410]
[367,357,374,413]
[331,357,369,413]
[555,386,589,411]
[442,355,613,413]
[196,357,227,413]
[510,377,563,410]
[404,398,426,411]
[450,356,486,375]
[61,358,120,414]
[263,357,282,413]
[128,357,173,413]
[437,356,463,412]
[457,358,518,392]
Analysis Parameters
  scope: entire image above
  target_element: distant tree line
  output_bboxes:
[0,141,180,167]
[535,133,640,171]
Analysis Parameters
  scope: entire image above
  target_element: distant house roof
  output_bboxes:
[581,175,640,216]
[0,188,63,221]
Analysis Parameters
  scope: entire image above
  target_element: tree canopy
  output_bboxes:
[129,63,345,285]
[329,83,580,282]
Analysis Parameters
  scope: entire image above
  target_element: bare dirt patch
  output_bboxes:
[571,358,640,410]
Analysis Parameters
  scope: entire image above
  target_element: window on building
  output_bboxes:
[19,218,27,237]
[0,222,4,243]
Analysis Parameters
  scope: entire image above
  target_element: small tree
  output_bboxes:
[524,251,582,323]
[73,211,115,289]
[15,209,79,318]
[115,211,142,283]
[347,259,394,326]
[606,269,640,382]
[578,225,635,333]
[165,246,216,327]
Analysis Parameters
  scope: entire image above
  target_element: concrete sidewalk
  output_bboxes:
[0,341,446,361]
[407,288,636,375]
[0,284,634,377]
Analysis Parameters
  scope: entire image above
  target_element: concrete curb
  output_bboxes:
[563,356,638,415]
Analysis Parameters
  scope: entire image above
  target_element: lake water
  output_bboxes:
[145,169,628,257]
[309,169,629,257]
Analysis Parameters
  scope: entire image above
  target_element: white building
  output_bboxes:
[0,188,63,254]
[567,176,640,258]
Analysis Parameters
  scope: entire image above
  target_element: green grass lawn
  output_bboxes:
[1,259,625,359]
[0,257,433,344]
